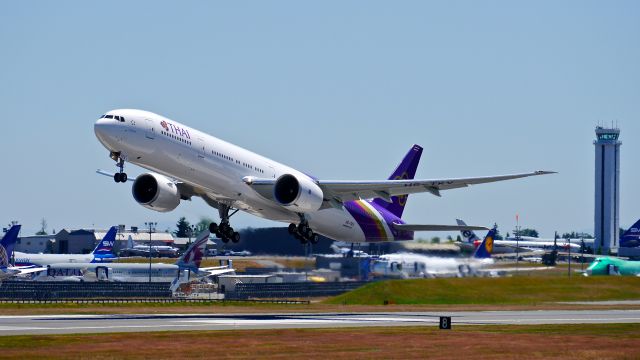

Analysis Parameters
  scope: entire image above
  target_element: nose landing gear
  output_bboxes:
[110,152,128,183]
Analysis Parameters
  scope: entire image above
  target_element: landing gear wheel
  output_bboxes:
[209,223,218,233]
[231,232,240,243]
[304,228,314,240]
[224,226,234,239]
[310,234,319,244]
[288,223,297,235]
[121,173,127,182]
[114,173,121,183]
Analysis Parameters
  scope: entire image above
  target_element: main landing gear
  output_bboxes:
[111,152,128,183]
[288,214,319,245]
[209,204,240,243]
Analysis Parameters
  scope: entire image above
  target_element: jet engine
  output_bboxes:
[273,174,323,213]
[132,173,181,212]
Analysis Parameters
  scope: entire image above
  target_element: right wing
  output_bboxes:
[244,170,555,208]
[392,224,489,232]
[316,171,556,203]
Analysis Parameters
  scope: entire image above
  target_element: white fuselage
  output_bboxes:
[95,109,367,242]
[13,252,98,267]
[371,253,494,278]
[33,262,183,282]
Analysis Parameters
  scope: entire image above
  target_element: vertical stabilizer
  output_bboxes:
[620,218,640,247]
[92,226,117,256]
[175,230,210,271]
[457,219,481,244]
[472,227,496,259]
[373,144,423,218]
[0,225,21,267]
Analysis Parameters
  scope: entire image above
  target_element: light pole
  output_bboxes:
[145,222,157,284]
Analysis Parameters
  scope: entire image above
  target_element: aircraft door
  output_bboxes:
[144,119,156,140]
[196,137,206,160]
[606,264,620,275]
[96,266,109,281]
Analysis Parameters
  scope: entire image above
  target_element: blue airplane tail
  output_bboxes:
[92,226,117,260]
[472,227,496,259]
[620,218,640,248]
[372,144,423,218]
[0,225,21,267]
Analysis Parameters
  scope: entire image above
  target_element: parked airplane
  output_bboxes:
[585,257,640,276]
[13,226,118,267]
[370,227,496,278]
[94,109,553,245]
[0,225,46,279]
[118,235,179,258]
[32,230,230,284]
[456,219,581,253]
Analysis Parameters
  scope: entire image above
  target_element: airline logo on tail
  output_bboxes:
[91,226,117,260]
[456,219,481,245]
[620,219,640,248]
[0,225,21,268]
[473,227,496,259]
[176,230,210,271]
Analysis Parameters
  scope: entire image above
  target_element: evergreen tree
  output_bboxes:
[519,228,539,238]
[174,217,191,237]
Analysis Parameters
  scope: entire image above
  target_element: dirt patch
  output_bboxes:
[1,325,639,359]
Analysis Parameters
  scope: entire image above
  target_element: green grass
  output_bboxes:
[325,276,640,305]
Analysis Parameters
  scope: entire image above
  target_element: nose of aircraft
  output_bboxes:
[94,117,118,149]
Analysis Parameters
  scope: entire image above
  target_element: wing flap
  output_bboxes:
[393,224,489,231]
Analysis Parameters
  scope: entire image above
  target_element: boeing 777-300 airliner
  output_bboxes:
[94,109,554,245]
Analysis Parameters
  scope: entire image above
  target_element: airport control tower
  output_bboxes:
[594,126,621,254]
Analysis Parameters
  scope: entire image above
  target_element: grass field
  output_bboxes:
[325,275,640,305]
[1,324,638,359]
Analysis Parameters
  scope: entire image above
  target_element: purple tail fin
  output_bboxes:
[373,144,423,218]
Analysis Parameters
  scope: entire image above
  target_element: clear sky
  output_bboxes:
[1,1,638,239]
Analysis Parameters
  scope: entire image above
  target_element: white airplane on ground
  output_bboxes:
[1,225,47,279]
[13,226,117,267]
[118,235,179,258]
[371,227,496,278]
[31,231,233,288]
[456,219,581,253]
[94,109,554,245]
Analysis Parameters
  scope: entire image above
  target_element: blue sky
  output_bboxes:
[1,1,639,238]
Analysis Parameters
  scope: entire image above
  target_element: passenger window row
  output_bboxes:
[100,114,125,122]
[161,130,192,145]
[211,150,263,173]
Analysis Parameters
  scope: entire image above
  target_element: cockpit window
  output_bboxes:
[120,116,125,122]
[105,115,114,119]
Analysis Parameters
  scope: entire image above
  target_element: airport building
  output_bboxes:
[13,228,176,254]
[594,126,621,255]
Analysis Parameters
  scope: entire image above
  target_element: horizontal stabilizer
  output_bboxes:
[392,224,489,232]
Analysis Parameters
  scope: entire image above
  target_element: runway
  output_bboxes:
[1,310,639,336]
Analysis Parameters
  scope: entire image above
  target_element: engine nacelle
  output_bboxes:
[273,174,323,213]
[132,173,181,212]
